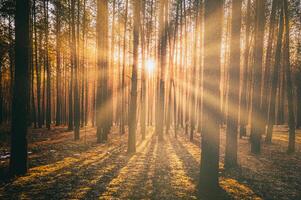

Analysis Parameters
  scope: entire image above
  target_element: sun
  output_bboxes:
[146,58,155,74]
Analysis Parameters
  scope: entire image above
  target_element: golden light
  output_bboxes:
[146,58,155,74]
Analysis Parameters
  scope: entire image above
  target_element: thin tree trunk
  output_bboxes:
[120,0,128,135]
[72,0,80,140]
[55,0,62,126]
[283,0,296,153]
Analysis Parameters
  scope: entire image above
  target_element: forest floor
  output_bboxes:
[0,125,300,200]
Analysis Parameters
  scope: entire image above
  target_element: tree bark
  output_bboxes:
[9,0,30,176]
[199,0,223,195]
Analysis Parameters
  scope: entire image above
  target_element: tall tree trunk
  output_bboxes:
[283,0,296,153]
[9,0,30,176]
[83,0,88,126]
[156,0,167,141]
[239,0,251,138]
[110,0,116,127]
[266,1,283,144]
[225,0,242,168]
[96,0,109,143]
[72,0,80,140]
[140,0,146,140]
[30,9,37,128]
[121,0,128,135]
[68,0,74,131]
[44,0,51,130]
[33,0,42,128]
[250,0,265,154]
[128,0,140,153]
[189,0,200,142]
[55,0,62,126]
[199,0,222,195]
[261,0,278,135]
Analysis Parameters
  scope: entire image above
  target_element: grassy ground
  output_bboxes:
[0,125,300,199]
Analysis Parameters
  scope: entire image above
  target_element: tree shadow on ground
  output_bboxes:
[170,134,263,200]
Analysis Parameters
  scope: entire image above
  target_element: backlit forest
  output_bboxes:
[0,0,301,199]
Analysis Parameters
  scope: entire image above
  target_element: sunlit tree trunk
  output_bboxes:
[239,0,251,138]
[121,0,128,135]
[9,0,30,176]
[140,0,147,140]
[82,0,88,126]
[199,0,222,195]
[156,0,167,141]
[96,0,109,143]
[190,0,200,142]
[128,0,140,153]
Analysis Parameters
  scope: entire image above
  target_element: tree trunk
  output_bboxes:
[250,0,265,154]
[199,0,223,195]
[261,0,278,135]
[266,1,283,144]
[9,0,30,176]
[72,0,80,140]
[239,0,251,138]
[225,0,242,168]
[120,0,128,135]
[55,0,62,126]
[156,0,167,141]
[128,0,140,153]
[140,0,146,140]
[283,0,296,153]
[96,0,109,143]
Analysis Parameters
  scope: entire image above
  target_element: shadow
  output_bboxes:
[99,134,157,199]
[150,138,176,200]
[169,136,244,200]
[0,143,128,199]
